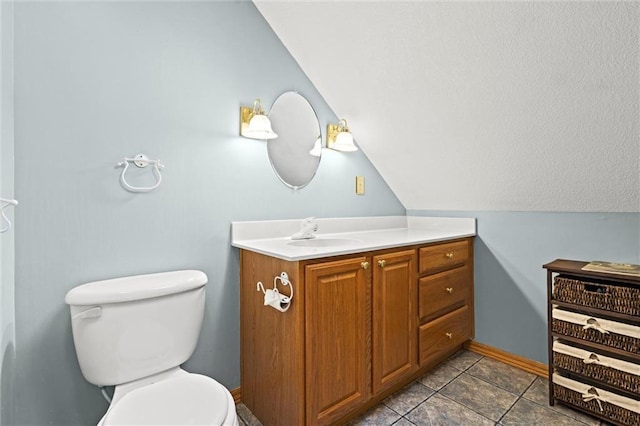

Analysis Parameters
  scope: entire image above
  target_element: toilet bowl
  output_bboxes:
[99,368,238,426]
[65,270,238,426]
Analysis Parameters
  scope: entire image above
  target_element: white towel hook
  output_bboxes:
[0,198,18,234]
[117,154,164,193]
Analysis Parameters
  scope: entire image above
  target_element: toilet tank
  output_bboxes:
[65,270,208,386]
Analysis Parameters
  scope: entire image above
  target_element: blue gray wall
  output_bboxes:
[408,210,640,364]
[1,1,16,425]
[11,2,404,425]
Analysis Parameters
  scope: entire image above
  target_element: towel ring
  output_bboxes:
[274,272,293,305]
[117,154,164,193]
[0,198,18,234]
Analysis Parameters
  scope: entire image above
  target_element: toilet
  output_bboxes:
[65,270,239,426]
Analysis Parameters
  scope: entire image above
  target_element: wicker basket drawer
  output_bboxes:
[553,276,640,317]
[552,308,640,355]
[553,341,640,395]
[553,373,640,426]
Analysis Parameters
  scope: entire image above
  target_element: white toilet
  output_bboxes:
[65,270,239,426]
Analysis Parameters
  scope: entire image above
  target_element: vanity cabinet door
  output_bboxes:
[305,256,370,426]
[372,249,417,395]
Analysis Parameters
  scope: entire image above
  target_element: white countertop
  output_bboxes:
[231,216,476,261]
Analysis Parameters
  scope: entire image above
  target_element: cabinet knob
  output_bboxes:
[445,253,454,259]
[445,287,454,294]
[361,261,369,270]
[378,260,386,268]
[445,332,453,339]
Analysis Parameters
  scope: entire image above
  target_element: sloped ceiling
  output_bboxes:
[254,1,639,213]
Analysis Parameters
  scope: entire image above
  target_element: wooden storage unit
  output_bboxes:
[544,259,640,426]
[240,237,474,425]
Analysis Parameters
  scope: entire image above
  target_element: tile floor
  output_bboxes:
[235,350,610,426]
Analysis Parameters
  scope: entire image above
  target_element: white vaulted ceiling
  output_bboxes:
[254,1,639,213]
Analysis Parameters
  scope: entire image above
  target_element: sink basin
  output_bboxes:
[287,238,360,248]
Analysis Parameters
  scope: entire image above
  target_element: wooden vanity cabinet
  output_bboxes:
[240,237,473,426]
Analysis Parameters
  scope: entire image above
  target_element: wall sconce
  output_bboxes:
[240,99,278,140]
[326,118,358,152]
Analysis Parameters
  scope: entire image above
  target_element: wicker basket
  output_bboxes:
[554,352,640,395]
[553,276,640,316]
[552,319,640,354]
[553,383,640,426]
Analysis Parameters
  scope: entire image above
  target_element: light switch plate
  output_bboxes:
[356,176,365,195]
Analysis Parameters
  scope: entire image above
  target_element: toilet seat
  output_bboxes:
[102,372,236,425]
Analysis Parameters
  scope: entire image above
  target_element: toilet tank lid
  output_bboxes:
[65,270,208,306]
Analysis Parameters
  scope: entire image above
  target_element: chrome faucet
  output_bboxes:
[291,217,319,240]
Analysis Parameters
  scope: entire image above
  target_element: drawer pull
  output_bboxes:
[582,388,604,412]
[445,253,454,259]
[378,260,386,268]
[445,287,454,294]
[583,353,600,365]
[445,332,453,339]
[583,318,610,335]
[361,261,369,270]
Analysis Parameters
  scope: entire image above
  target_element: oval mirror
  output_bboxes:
[267,91,321,189]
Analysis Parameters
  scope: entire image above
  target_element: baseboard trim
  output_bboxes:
[464,340,548,378]
[231,387,241,404]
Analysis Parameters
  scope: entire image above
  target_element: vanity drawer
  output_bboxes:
[419,266,470,321]
[419,240,468,275]
[419,305,471,366]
